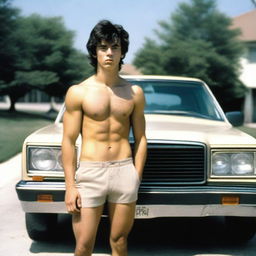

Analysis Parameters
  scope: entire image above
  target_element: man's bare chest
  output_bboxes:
[82,86,134,121]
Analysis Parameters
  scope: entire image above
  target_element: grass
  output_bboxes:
[0,110,55,163]
[238,126,256,138]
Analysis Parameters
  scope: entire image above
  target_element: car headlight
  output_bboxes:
[212,153,230,175]
[212,152,255,176]
[28,146,63,173]
[231,153,253,175]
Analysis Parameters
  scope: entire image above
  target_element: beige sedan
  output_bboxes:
[16,75,256,242]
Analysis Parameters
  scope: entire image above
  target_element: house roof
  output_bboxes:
[120,64,142,75]
[232,9,256,42]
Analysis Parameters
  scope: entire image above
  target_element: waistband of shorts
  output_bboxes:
[78,157,133,168]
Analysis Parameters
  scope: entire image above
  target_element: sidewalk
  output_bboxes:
[245,123,256,128]
[0,102,62,113]
[0,153,21,188]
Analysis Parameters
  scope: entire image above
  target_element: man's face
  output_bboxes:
[96,39,122,70]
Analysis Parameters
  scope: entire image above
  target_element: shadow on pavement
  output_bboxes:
[29,214,110,254]
[29,215,251,255]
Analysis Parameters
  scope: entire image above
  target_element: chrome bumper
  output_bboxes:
[18,201,256,218]
[16,181,256,218]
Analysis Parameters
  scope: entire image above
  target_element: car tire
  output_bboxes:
[225,216,256,243]
[25,213,58,241]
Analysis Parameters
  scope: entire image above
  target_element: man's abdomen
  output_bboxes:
[80,139,132,162]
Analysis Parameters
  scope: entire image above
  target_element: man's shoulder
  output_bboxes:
[130,84,144,96]
[66,84,85,98]
[127,83,145,104]
[119,77,141,91]
[65,81,88,108]
[81,76,95,86]
[67,76,94,95]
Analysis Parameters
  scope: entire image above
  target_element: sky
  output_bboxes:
[12,0,255,63]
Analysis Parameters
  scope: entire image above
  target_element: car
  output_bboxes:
[16,75,256,242]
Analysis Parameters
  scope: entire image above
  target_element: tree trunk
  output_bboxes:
[9,95,16,112]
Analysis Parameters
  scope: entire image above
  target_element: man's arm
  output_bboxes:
[62,85,83,213]
[131,85,147,180]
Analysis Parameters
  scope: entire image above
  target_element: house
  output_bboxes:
[232,10,256,123]
[120,63,142,75]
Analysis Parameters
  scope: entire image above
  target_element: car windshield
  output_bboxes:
[58,79,225,122]
[132,80,224,121]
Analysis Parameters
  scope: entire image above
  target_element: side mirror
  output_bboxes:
[225,111,244,126]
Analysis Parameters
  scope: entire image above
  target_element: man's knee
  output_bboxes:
[110,234,128,250]
[75,242,94,256]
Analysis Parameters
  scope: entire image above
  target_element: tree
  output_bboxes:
[12,14,93,111]
[0,0,19,83]
[0,0,26,111]
[133,0,246,111]
[0,8,93,111]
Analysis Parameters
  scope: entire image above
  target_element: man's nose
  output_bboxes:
[106,47,113,55]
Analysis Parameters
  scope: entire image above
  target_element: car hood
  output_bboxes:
[24,123,76,145]
[145,114,256,147]
[24,114,256,147]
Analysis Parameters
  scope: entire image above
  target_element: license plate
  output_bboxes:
[136,206,150,218]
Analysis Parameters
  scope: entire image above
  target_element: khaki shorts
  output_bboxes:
[75,158,140,208]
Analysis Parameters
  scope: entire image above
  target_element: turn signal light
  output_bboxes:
[37,194,53,202]
[221,195,239,205]
[32,176,44,181]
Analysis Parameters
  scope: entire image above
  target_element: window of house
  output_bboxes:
[248,46,256,63]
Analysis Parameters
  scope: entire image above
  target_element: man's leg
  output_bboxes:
[108,202,136,256]
[72,205,104,256]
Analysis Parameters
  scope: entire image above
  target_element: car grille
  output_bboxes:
[140,143,206,187]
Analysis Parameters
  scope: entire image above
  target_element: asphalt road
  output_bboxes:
[1,154,256,256]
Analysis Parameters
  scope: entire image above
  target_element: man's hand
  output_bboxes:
[65,187,81,214]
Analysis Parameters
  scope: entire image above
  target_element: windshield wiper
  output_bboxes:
[145,110,211,119]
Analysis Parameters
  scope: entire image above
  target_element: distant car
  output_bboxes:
[16,75,256,242]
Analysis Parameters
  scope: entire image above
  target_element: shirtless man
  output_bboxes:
[62,20,147,256]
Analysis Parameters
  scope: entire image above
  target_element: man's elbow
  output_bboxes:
[134,134,147,144]
[62,136,76,148]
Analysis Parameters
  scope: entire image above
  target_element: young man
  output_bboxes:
[62,20,147,256]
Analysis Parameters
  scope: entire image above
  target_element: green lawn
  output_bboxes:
[0,111,54,163]
[238,126,256,138]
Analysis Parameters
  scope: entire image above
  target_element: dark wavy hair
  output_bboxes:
[86,20,129,71]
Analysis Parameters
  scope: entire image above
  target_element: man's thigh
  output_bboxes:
[72,205,104,243]
[108,202,136,238]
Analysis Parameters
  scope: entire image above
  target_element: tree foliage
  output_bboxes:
[15,14,93,96]
[133,0,246,111]
[0,0,21,95]
[0,1,93,111]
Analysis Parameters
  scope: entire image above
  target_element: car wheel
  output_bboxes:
[25,213,58,241]
[225,216,256,243]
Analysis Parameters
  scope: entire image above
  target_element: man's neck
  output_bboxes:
[95,68,120,87]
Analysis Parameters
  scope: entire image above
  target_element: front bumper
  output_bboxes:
[16,181,256,218]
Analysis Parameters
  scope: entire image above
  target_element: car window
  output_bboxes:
[133,80,224,121]
[58,79,224,122]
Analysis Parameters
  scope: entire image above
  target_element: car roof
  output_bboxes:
[121,75,204,83]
